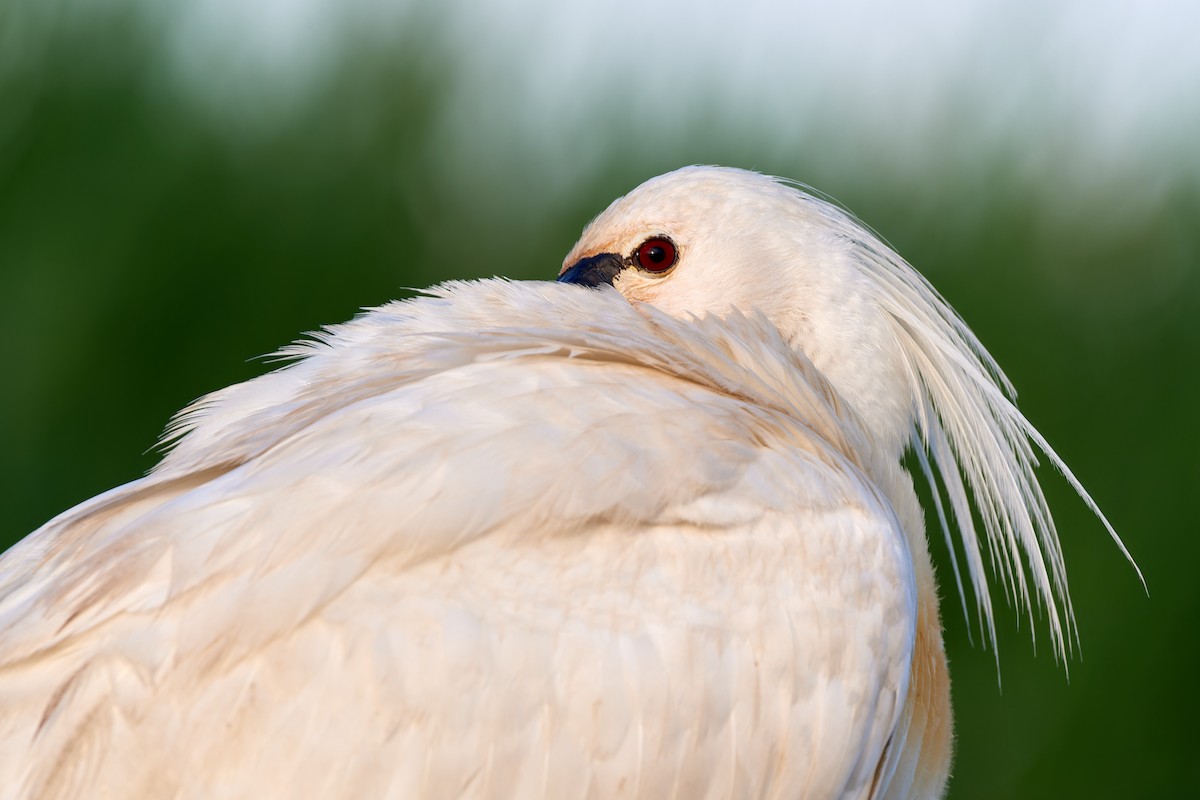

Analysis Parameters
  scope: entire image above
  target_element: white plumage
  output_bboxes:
[0,166,1134,799]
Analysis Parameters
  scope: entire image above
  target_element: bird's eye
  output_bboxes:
[633,237,678,273]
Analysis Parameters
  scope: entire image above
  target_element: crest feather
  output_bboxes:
[799,190,1143,662]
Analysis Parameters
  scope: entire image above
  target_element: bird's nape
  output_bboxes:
[826,197,1142,664]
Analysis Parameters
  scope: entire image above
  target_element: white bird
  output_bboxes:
[0,166,1135,800]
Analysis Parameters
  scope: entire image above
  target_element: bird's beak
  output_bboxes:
[557,252,625,288]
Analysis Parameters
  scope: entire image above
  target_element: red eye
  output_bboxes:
[634,237,678,273]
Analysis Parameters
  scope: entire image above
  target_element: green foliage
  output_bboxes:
[1,5,1196,797]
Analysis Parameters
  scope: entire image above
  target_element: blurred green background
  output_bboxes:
[2,1,1197,796]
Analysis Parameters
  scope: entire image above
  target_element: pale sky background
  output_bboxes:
[158,0,1199,185]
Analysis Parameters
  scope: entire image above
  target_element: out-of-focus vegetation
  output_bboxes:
[1,2,1197,798]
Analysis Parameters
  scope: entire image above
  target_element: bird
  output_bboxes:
[0,165,1136,799]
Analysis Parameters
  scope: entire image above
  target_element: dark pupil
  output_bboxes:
[645,246,666,263]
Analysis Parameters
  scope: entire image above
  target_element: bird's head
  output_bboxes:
[559,165,1139,661]
[560,165,913,457]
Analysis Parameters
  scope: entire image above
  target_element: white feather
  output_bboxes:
[563,166,1140,661]
[0,166,1137,799]
[0,283,912,798]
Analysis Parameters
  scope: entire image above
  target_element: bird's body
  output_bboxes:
[0,167,1130,798]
